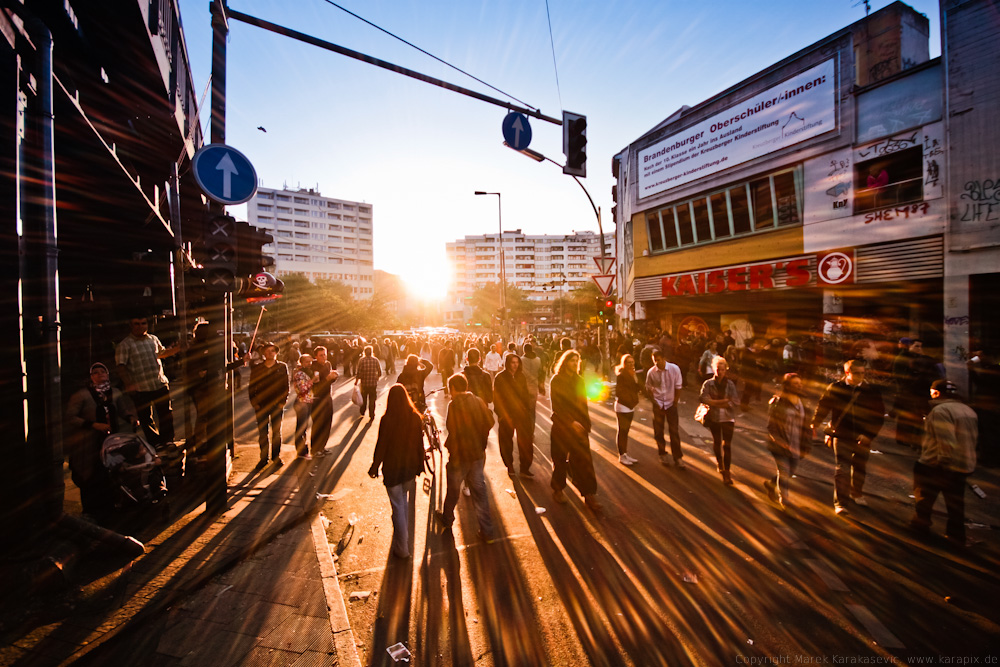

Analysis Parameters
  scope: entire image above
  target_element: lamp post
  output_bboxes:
[474,191,506,339]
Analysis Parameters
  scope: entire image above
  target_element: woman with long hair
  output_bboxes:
[369,384,425,559]
[550,350,602,510]
[614,354,641,465]
[764,373,812,511]
[700,356,740,484]
[494,352,534,476]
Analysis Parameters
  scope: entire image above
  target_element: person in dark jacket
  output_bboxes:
[614,354,641,465]
[437,374,496,541]
[369,384,426,559]
[310,347,339,457]
[764,373,813,510]
[463,348,493,405]
[811,359,885,515]
[438,346,457,394]
[396,354,434,413]
[493,353,534,476]
[700,357,740,485]
[249,342,289,466]
[550,350,602,511]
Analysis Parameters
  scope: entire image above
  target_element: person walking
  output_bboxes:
[614,354,641,466]
[437,374,496,542]
[355,345,382,420]
[484,342,503,380]
[115,316,181,447]
[811,359,885,515]
[700,357,740,485]
[462,348,493,405]
[550,350,603,510]
[438,345,457,395]
[396,354,434,413]
[66,363,139,517]
[291,354,315,460]
[910,380,979,546]
[310,347,339,457]
[520,343,544,434]
[493,353,534,477]
[369,384,426,559]
[764,373,812,510]
[248,342,289,467]
[645,350,686,468]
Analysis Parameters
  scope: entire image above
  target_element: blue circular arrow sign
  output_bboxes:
[502,112,532,151]
[192,144,258,205]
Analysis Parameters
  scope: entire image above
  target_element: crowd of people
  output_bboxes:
[65,318,992,554]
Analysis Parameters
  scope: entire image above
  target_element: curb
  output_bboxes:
[311,513,363,667]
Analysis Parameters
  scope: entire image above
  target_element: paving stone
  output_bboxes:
[156,618,229,658]
[289,649,338,667]
[175,629,259,667]
[258,614,330,653]
[226,600,297,639]
[237,646,302,667]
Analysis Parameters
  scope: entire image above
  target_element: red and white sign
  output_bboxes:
[593,256,616,274]
[816,249,855,285]
[658,256,813,298]
[592,274,616,296]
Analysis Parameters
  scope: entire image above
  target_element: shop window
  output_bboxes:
[730,186,752,235]
[692,197,712,243]
[774,170,802,226]
[676,203,694,246]
[750,177,774,230]
[853,146,923,213]
[710,192,731,239]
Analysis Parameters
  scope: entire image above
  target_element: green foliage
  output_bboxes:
[469,282,530,325]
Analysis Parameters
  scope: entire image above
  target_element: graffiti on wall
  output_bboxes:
[857,131,918,159]
[959,180,1000,223]
[864,201,930,224]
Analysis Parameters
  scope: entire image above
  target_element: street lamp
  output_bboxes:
[474,191,506,339]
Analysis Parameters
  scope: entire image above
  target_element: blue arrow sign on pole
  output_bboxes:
[192,144,259,205]
[502,112,532,151]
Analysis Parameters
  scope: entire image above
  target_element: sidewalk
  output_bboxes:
[0,440,364,667]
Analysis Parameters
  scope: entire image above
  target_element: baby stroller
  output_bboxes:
[100,432,167,507]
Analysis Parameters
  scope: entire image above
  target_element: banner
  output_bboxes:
[638,59,836,198]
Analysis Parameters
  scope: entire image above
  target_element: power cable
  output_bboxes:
[320,0,537,110]
[544,0,563,111]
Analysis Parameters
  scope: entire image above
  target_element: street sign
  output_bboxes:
[593,256,616,274]
[192,144,258,205]
[592,274,615,296]
[502,112,532,151]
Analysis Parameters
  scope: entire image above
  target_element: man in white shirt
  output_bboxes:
[484,342,503,380]
[644,350,686,468]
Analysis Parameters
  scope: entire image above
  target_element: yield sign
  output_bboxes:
[594,256,616,274]
[592,274,615,296]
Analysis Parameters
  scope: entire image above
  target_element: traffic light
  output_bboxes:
[202,213,238,292]
[595,295,605,316]
[562,111,587,178]
[603,297,615,324]
[236,221,275,278]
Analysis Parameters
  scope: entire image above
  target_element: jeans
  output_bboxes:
[832,436,870,507]
[311,396,332,453]
[615,411,634,455]
[293,400,311,456]
[912,461,968,541]
[442,458,494,539]
[133,386,174,446]
[254,402,284,459]
[498,416,534,471]
[360,385,377,417]
[709,421,735,472]
[652,402,683,461]
[550,427,597,497]
[386,478,416,558]
[771,453,799,504]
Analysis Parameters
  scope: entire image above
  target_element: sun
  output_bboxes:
[399,259,451,302]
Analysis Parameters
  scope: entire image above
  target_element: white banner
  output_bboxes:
[638,59,837,198]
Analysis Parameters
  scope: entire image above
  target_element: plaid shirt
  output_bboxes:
[116,333,169,391]
[356,355,382,389]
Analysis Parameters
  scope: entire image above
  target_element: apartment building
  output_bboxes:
[246,186,375,297]
[444,229,613,327]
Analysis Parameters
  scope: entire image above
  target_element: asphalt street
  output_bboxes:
[231,363,1000,667]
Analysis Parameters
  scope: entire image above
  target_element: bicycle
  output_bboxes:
[421,388,445,474]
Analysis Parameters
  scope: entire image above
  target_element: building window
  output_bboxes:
[294,196,310,204]
[276,194,290,202]
[853,146,922,214]
[258,204,273,212]
[258,192,273,200]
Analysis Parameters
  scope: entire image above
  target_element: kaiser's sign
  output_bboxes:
[638,59,836,198]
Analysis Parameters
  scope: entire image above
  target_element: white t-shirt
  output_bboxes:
[645,363,683,410]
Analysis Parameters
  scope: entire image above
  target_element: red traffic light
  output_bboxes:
[604,299,614,308]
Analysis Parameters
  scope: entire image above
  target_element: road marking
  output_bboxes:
[845,604,906,648]
[803,558,851,592]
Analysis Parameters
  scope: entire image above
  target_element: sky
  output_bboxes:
[176,0,942,298]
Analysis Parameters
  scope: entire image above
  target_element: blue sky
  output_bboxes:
[177,0,941,296]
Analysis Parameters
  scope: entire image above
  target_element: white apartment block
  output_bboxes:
[445,229,613,324]
[246,186,375,297]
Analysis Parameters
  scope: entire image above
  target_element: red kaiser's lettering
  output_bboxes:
[728,267,748,291]
[706,270,726,293]
[676,274,698,296]
[749,264,774,290]
[662,276,678,297]
[785,259,811,286]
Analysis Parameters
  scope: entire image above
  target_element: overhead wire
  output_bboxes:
[544,0,563,111]
[319,0,538,111]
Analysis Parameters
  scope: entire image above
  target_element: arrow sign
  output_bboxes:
[592,274,615,296]
[594,256,616,274]
[502,112,532,151]
[192,144,258,205]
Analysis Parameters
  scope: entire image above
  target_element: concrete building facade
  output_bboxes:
[246,186,375,297]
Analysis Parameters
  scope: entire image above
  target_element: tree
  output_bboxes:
[468,282,530,329]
